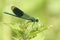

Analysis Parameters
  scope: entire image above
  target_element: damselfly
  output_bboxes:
[4,6,39,22]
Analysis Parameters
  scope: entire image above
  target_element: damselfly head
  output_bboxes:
[31,18,39,22]
[35,19,39,22]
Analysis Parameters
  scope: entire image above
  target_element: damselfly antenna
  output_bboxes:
[4,6,39,22]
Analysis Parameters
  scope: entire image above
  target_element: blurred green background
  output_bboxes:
[0,0,60,40]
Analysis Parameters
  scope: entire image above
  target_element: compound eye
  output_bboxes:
[36,19,39,22]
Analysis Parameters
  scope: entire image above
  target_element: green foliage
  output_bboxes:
[6,20,47,40]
